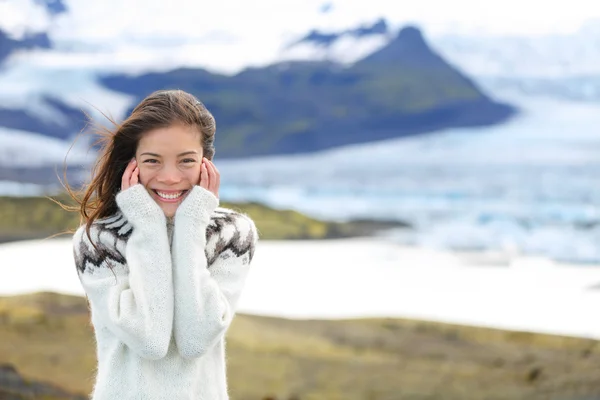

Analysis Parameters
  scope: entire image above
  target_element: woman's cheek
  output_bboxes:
[188,166,201,186]
[137,167,149,185]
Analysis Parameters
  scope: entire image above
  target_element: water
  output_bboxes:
[215,92,600,264]
[3,90,600,264]
[2,238,600,339]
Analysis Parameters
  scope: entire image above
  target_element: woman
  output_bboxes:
[71,89,259,400]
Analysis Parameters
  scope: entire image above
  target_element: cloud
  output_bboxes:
[320,3,333,14]
[0,0,52,38]
[47,0,600,46]
[4,0,600,74]
[6,0,600,44]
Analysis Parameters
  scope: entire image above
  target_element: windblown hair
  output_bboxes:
[62,89,216,252]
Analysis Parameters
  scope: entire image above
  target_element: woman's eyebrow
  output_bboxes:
[139,151,198,157]
[178,151,199,157]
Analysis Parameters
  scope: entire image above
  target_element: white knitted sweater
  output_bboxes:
[72,184,258,400]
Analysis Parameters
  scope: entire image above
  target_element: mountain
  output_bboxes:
[279,18,391,64]
[0,22,515,169]
[0,95,87,141]
[0,0,63,65]
[431,21,600,79]
[287,18,391,48]
[0,28,51,65]
[36,0,68,16]
[281,18,600,79]
[357,26,446,67]
[280,18,600,102]
[98,26,515,159]
[428,22,600,102]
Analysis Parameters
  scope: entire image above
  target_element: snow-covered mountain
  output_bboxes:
[278,18,393,64]
[430,20,600,102]
[431,20,600,78]
[279,18,600,101]
[280,18,600,78]
[0,8,516,175]
[3,0,600,79]
[1,1,599,189]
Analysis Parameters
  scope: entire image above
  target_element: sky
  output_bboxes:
[2,0,600,38]
[1,0,600,74]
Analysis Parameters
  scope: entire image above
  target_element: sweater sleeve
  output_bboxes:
[73,184,174,360]
[171,185,258,359]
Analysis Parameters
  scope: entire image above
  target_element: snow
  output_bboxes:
[1,237,599,339]
[0,127,93,167]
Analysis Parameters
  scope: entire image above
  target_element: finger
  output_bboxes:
[205,159,217,176]
[131,167,139,186]
[122,159,136,190]
[204,160,219,200]
[206,160,219,192]
[200,161,209,189]
[198,160,204,187]
[209,159,220,178]
[203,159,213,185]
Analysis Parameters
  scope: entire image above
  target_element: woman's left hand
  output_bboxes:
[199,157,220,200]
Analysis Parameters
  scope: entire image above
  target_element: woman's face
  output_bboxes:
[135,124,203,218]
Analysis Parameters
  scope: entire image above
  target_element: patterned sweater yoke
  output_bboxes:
[74,205,256,274]
[72,184,258,400]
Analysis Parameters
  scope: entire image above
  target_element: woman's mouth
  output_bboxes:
[152,189,188,202]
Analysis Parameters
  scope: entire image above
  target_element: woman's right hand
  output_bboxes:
[121,158,140,191]
[116,158,164,222]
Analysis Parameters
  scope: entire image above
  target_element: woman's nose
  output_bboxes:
[156,165,183,184]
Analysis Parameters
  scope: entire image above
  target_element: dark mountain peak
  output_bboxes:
[301,30,339,47]
[356,25,445,68]
[34,0,68,16]
[353,18,389,36]
[20,32,51,49]
[0,28,52,65]
[396,25,426,47]
[288,18,390,48]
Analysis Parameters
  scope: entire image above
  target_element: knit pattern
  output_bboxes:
[72,184,258,400]
[74,202,257,272]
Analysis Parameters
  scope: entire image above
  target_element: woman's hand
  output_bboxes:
[199,157,220,200]
[121,158,140,191]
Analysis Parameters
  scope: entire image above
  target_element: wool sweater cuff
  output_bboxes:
[115,184,166,224]
[175,185,219,224]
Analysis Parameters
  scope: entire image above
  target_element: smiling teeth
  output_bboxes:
[156,191,183,200]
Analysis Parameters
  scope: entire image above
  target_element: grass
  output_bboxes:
[0,193,408,243]
[0,292,599,400]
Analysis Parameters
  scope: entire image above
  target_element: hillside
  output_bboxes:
[100,26,515,159]
[0,364,84,400]
[0,292,599,399]
[0,193,407,243]
[0,25,515,165]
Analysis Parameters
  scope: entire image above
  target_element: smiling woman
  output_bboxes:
[63,89,259,400]
[132,123,212,218]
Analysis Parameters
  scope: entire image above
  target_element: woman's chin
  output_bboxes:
[159,203,179,218]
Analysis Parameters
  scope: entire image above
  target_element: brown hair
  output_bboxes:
[63,89,216,248]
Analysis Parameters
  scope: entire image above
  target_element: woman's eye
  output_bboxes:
[182,159,196,163]
[143,159,158,164]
